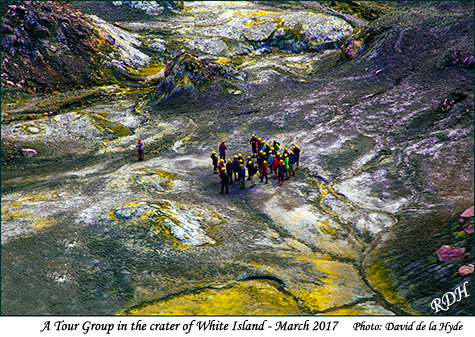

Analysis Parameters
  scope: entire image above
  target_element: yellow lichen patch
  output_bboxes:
[214,57,233,64]
[152,169,178,181]
[122,280,304,315]
[292,255,372,313]
[2,191,68,210]
[1,209,34,221]
[127,58,165,76]
[32,217,54,230]
[366,261,414,313]
[321,302,391,316]
[83,111,131,137]
[110,201,219,248]
[318,221,339,236]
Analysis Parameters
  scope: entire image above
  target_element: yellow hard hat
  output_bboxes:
[295,145,299,148]
[252,134,255,137]
[265,142,269,145]
[290,151,293,154]
[273,138,276,141]
[238,153,242,157]
[240,164,244,167]
[234,155,238,158]
[247,155,251,159]
[212,151,216,154]
[277,152,280,155]
[220,159,224,162]
[264,160,267,163]
[227,159,231,162]
[248,161,252,164]
[258,138,261,140]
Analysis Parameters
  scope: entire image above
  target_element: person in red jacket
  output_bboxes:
[260,160,269,184]
[256,138,263,153]
[272,154,279,179]
[217,159,225,173]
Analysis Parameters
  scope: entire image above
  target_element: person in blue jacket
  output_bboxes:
[137,138,144,161]
[232,155,240,180]
[267,152,274,175]
[238,164,246,189]
[289,150,297,176]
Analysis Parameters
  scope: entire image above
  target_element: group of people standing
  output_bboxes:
[211,135,301,194]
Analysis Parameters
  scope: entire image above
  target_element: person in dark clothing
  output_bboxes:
[219,168,229,194]
[211,151,218,174]
[293,144,301,169]
[250,134,258,157]
[232,155,239,180]
[226,159,234,184]
[219,141,227,160]
[247,160,257,187]
[137,138,144,161]
[246,158,253,181]
[257,151,264,168]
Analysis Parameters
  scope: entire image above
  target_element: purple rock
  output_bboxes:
[437,245,466,262]
[21,148,37,157]
[460,205,474,218]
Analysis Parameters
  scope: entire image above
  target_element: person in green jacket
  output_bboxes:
[283,153,290,180]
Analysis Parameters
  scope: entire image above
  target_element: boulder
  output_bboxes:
[150,50,241,105]
[460,205,474,218]
[437,245,466,262]
[458,264,474,276]
[21,148,37,157]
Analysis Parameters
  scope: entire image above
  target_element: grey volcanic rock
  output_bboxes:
[149,50,245,106]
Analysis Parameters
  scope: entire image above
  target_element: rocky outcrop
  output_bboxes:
[149,50,245,106]
[1,1,154,96]
[111,1,183,15]
[1,1,111,93]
